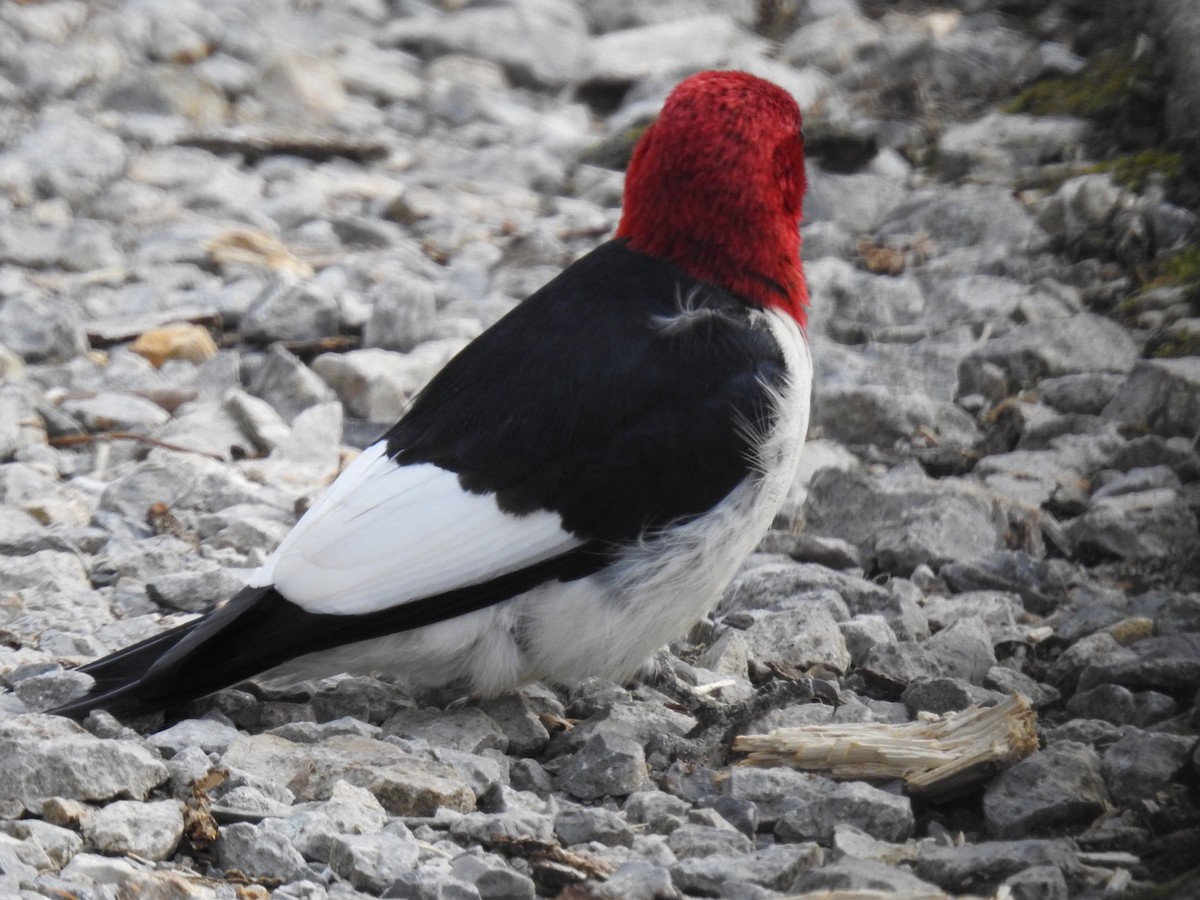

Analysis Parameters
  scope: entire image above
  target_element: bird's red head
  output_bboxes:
[616,70,809,327]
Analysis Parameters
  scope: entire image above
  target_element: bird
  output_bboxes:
[48,69,812,719]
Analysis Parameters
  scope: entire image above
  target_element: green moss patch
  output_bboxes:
[1005,48,1151,122]
[1089,150,1183,191]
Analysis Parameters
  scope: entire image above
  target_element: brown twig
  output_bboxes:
[48,432,225,461]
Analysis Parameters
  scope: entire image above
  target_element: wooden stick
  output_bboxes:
[733,694,1038,797]
[48,431,226,462]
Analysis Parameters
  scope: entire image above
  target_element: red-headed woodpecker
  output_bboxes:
[51,70,812,719]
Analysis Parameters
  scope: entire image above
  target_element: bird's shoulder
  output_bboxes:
[382,239,795,543]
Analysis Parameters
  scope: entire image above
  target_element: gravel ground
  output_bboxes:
[2,0,1199,898]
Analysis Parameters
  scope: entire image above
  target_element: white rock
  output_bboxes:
[86,799,185,861]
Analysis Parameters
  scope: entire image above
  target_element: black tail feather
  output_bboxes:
[45,547,608,721]
[47,616,209,719]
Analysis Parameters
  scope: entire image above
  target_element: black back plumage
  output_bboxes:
[385,239,790,542]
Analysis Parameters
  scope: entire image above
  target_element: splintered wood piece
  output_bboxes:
[733,694,1038,796]
[207,228,314,277]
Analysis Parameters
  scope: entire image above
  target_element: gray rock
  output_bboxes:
[805,171,909,236]
[1049,631,1128,694]
[313,347,431,422]
[1112,435,1200,480]
[9,667,93,712]
[475,693,551,757]
[983,741,1108,838]
[860,641,945,693]
[0,819,82,871]
[840,616,898,667]
[1066,684,1177,727]
[555,733,650,801]
[916,839,1080,894]
[273,781,386,860]
[385,869,483,899]
[1100,730,1196,805]
[428,746,510,798]
[941,114,1090,184]
[740,606,852,673]
[624,790,691,825]
[221,733,475,816]
[388,1,587,87]
[327,829,421,893]
[154,398,257,462]
[16,112,128,206]
[0,293,87,363]
[902,677,1007,714]
[0,715,168,812]
[241,278,340,344]
[808,466,1010,575]
[877,184,1045,260]
[1093,465,1182,499]
[363,277,439,353]
[984,666,1060,709]
[4,547,92,597]
[57,851,151,888]
[1036,174,1123,241]
[337,40,423,104]
[670,843,822,895]
[383,707,508,754]
[248,344,337,423]
[788,857,942,895]
[0,505,56,555]
[548,696,694,756]
[449,809,555,848]
[218,821,310,882]
[666,823,753,859]
[56,391,168,433]
[224,388,291,454]
[147,717,242,757]
[722,559,860,616]
[1037,373,1126,415]
[806,259,926,334]
[958,314,1139,397]
[580,16,756,85]
[589,860,677,900]
[268,401,343,471]
[816,383,980,448]
[976,428,1126,509]
[776,781,913,845]
[449,851,536,900]
[86,799,184,861]
[924,616,997,684]
[146,564,245,613]
[554,805,634,847]
[1103,357,1200,439]
[1003,864,1069,900]
[0,835,39,895]
[1067,489,1199,563]
[781,12,883,75]
[728,767,833,825]
[309,677,414,726]
[508,758,552,795]
[702,795,760,839]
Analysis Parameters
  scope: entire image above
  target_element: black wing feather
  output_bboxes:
[385,239,789,540]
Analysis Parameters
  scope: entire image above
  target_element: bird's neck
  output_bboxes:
[616,217,808,329]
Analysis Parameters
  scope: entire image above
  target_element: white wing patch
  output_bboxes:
[248,443,583,616]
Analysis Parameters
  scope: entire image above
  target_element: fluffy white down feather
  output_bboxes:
[248,443,583,615]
